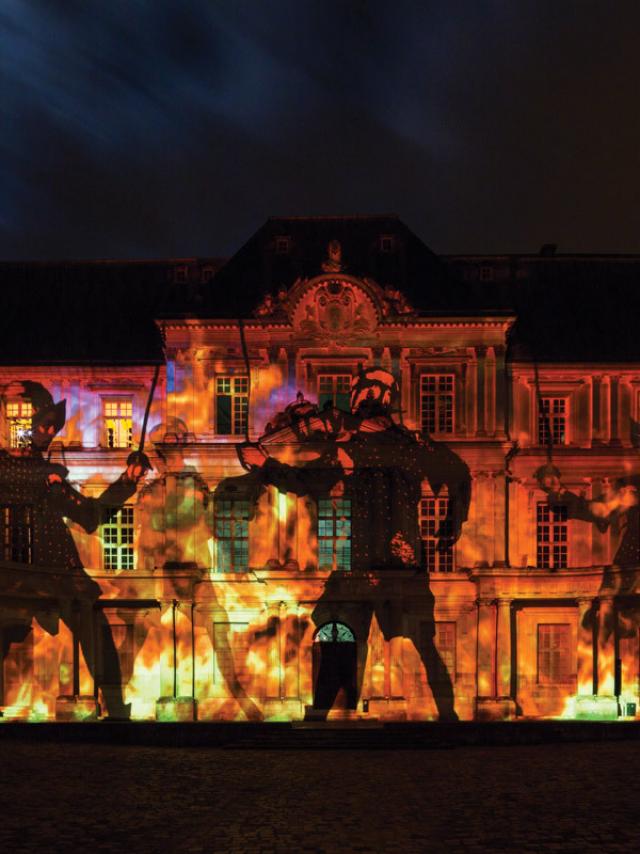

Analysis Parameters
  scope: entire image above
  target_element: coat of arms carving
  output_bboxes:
[292,279,377,338]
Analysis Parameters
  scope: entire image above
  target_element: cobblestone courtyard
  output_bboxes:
[1,739,639,853]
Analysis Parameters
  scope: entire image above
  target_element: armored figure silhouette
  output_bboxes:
[0,381,149,718]
[216,368,471,719]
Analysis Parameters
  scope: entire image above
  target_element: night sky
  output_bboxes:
[2,1,640,260]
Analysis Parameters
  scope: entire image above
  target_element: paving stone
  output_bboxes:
[0,741,638,852]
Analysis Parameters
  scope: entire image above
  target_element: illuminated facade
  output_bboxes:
[2,219,640,722]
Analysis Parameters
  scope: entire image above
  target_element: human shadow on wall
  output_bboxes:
[215,368,471,720]
[139,435,263,721]
[0,381,149,718]
[537,458,640,698]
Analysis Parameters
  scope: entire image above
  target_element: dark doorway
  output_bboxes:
[312,621,357,710]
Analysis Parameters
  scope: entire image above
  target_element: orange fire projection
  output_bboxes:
[2,260,640,725]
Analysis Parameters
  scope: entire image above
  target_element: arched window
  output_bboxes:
[314,621,355,643]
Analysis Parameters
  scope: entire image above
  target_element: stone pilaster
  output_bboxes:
[576,597,594,696]
[495,599,512,699]
[476,347,487,437]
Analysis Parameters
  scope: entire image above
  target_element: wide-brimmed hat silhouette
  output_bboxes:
[6,380,66,442]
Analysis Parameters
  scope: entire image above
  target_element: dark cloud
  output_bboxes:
[1,0,640,259]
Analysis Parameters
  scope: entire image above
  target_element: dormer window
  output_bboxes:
[275,236,291,255]
[173,265,188,283]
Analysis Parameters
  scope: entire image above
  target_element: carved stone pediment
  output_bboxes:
[252,272,415,330]
[289,275,380,339]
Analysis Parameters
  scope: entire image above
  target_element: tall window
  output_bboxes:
[102,506,135,570]
[420,375,454,434]
[214,500,249,572]
[537,502,568,569]
[538,397,567,446]
[7,401,33,449]
[318,498,351,571]
[215,376,248,436]
[433,621,456,681]
[419,491,454,572]
[318,374,351,411]
[537,624,572,684]
[417,620,456,693]
[1,505,33,563]
[104,399,133,449]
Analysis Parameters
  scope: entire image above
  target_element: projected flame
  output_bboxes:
[2,301,640,726]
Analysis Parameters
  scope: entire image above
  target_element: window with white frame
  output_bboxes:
[419,490,454,572]
[420,374,455,434]
[6,400,33,449]
[536,502,568,569]
[538,397,567,446]
[537,623,572,684]
[103,399,133,449]
[318,374,351,412]
[215,376,248,436]
[214,500,250,572]
[102,506,135,570]
[318,498,351,571]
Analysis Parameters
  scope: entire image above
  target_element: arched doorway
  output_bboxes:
[312,621,357,710]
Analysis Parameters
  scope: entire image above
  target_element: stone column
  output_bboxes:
[55,599,98,721]
[495,599,512,698]
[485,347,496,436]
[576,597,594,696]
[590,481,609,565]
[592,375,602,443]
[465,351,477,437]
[494,345,507,438]
[266,602,282,700]
[575,596,618,719]
[476,347,487,437]
[156,600,178,718]
[476,597,517,719]
[476,598,496,699]
[493,472,507,567]
[601,375,611,444]
[609,376,621,446]
[473,473,495,567]
[164,473,179,565]
[597,597,616,697]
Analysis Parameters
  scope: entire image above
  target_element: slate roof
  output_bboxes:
[1,216,640,364]
[441,255,640,362]
[0,258,222,364]
[200,215,462,318]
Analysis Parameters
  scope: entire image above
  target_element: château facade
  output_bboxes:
[1,216,640,722]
